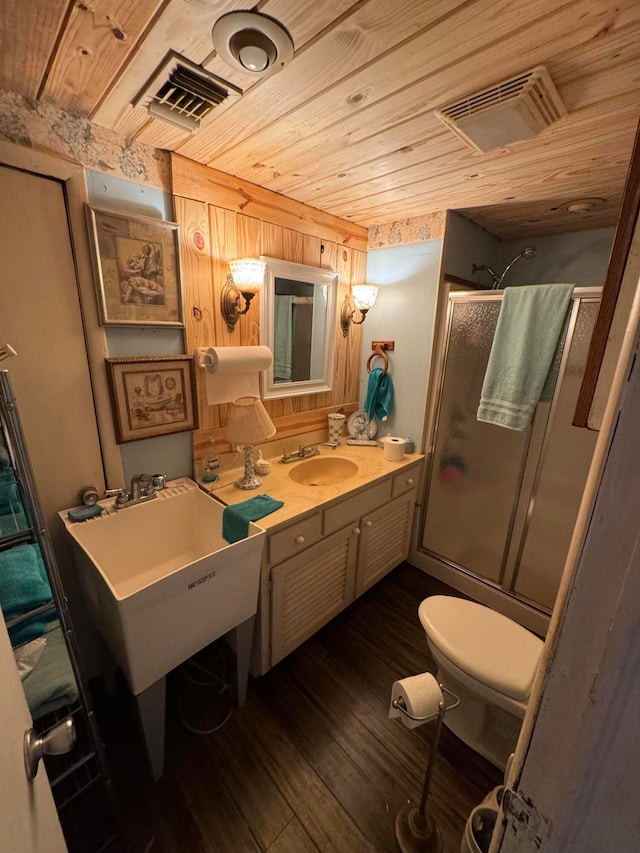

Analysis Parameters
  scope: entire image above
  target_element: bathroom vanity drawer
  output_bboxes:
[268,513,323,565]
[391,463,422,498]
[323,479,392,535]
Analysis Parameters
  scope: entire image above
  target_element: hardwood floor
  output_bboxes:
[102,564,502,852]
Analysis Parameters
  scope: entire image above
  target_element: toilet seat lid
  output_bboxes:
[418,596,543,701]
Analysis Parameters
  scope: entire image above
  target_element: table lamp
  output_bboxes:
[225,396,276,489]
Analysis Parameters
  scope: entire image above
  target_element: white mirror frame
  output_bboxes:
[260,256,338,400]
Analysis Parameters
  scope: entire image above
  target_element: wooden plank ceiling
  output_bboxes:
[3,0,639,239]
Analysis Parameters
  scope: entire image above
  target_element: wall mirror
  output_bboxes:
[260,256,338,399]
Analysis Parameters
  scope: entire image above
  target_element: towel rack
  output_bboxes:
[366,340,394,375]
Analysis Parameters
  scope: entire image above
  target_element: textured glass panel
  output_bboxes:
[422,300,530,582]
[513,301,599,609]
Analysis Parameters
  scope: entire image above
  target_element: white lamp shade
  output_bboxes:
[225,396,276,445]
[228,258,266,292]
[352,284,379,310]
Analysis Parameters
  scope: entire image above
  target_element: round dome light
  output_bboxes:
[212,11,293,76]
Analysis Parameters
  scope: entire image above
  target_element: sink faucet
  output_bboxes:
[281,444,321,463]
[108,473,166,509]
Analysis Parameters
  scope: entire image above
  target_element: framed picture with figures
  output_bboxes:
[86,205,184,327]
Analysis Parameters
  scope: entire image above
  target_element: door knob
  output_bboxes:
[24,717,75,780]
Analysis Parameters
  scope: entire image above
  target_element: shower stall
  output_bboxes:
[417,287,600,629]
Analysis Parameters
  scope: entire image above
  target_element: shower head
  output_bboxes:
[472,245,538,288]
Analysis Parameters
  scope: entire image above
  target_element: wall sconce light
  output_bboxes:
[221,257,266,333]
[340,284,379,337]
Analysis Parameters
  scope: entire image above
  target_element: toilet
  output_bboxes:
[418,595,544,770]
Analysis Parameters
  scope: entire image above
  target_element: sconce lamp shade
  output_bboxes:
[351,284,379,311]
[340,284,379,337]
[225,396,276,446]
[228,258,266,292]
[221,258,266,332]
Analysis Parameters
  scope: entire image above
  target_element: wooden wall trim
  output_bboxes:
[171,154,368,252]
[574,118,640,427]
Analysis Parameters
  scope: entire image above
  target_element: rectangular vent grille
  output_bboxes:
[134,50,242,134]
[435,66,566,152]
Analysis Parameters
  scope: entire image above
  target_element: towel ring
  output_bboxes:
[367,343,389,375]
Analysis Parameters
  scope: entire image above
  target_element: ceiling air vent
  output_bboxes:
[133,50,242,134]
[434,66,566,153]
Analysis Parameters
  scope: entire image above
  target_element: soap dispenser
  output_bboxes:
[254,449,272,475]
[200,437,220,483]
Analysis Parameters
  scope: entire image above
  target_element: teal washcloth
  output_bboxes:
[477,283,574,431]
[0,543,52,646]
[364,367,394,421]
[222,494,284,544]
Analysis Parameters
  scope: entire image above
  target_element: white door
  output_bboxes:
[0,163,105,536]
[0,616,67,851]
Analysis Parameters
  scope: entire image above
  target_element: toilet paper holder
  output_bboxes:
[391,682,460,853]
[391,684,459,723]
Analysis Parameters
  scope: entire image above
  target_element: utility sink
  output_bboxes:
[60,478,265,696]
[288,456,359,486]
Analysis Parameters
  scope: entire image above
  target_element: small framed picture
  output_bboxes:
[105,356,198,443]
[86,205,184,327]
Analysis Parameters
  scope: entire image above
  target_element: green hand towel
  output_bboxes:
[477,284,574,431]
[223,494,284,544]
[22,621,79,719]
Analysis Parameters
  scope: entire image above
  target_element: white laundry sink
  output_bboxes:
[61,478,265,695]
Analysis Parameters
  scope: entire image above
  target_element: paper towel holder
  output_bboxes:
[221,258,266,332]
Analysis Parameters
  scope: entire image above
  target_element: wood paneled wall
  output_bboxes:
[171,155,368,460]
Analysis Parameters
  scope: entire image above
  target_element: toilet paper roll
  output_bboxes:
[198,346,273,404]
[382,436,406,461]
[389,673,444,729]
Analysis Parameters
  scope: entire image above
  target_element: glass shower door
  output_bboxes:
[421,298,533,584]
[506,300,599,609]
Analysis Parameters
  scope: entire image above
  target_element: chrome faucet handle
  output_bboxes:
[105,488,124,498]
[151,474,166,490]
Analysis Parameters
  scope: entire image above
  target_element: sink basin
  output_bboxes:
[60,479,264,695]
[288,456,358,486]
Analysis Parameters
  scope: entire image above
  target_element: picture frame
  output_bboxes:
[85,204,184,327]
[105,356,198,443]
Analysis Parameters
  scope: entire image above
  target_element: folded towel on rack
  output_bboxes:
[222,494,284,544]
[0,543,53,646]
[0,470,21,514]
[365,367,394,422]
[22,620,79,720]
[477,283,574,430]
[0,508,27,538]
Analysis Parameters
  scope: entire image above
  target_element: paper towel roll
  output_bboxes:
[382,436,406,461]
[389,673,444,729]
[198,346,273,404]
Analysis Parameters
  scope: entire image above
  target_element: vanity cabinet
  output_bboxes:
[264,460,421,671]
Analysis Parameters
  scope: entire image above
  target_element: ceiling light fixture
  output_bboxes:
[563,198,606,214]
[212,11,294,77]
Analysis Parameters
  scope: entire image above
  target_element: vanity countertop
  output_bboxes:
[201,444,424,531]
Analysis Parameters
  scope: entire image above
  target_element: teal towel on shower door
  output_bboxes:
[477,283,574,431]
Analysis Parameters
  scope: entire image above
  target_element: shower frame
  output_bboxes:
[412,286,602,635]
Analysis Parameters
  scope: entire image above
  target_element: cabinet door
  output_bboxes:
[271,525,358,666]
[356,492,415,597]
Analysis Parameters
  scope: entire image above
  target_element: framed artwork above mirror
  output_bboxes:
[260,256,338,400]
